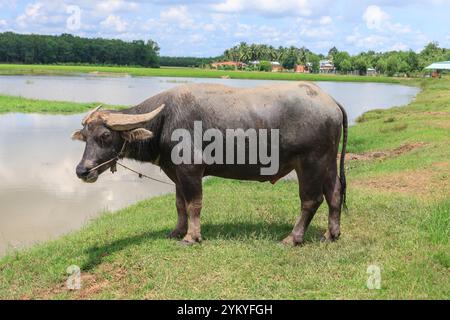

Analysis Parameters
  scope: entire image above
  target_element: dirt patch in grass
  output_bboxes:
[353,170,432,197]
[23,272,110,300]
[23,263,132,300]
[345,142,426,161]
[353,164,450,198]
[75,273,110,299]
[423,111,450,116]
[428,120,450,129]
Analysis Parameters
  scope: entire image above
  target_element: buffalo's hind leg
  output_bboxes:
[282,155,326,246]
[322,167,342,242]
[168,185,188,239]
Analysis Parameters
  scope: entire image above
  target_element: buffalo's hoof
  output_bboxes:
[281,234,301,247]
[180,234,202,246]
[167,229,187,239]
[321,230,340,242]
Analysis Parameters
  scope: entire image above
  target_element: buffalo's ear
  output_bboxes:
[71,130,85,141]
[121,128,154,142]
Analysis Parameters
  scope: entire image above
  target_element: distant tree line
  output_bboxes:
[159,56,218,67]
[0,32,160,67]
[222,42,450,75]
[1,32,449,76]
[224,43,320,72]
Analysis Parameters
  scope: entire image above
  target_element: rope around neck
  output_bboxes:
[115,161,174,186]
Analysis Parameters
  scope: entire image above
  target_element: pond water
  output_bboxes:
[0,74,420,124]
[0,75,420,256]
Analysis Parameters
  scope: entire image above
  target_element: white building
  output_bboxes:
[319,60,335,73]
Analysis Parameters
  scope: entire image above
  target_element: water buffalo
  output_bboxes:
[72,82,348,246]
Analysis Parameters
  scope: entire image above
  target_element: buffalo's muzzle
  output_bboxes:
[76,165,90,179]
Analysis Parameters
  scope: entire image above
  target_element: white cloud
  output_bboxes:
[16,2,44,28]
[233,23,251,38]
[189,34,204,44]
[346,28,388,50]
[100,14,128,33]
[96,0,138,13]
[296,17,335,39]
[390,42,408,51]
[160,5,194,29]
[319,16,332,25]
[212,0,314,17]
[363,5,389,30]
[13,1,72,31]
[0,0,17,9]
[362,5,411,35]
[203,23,216,32]
[389,22,411,34]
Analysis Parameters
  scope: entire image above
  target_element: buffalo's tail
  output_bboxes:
[335,100,348,210]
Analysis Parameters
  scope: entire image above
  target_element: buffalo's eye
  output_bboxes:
[96,131,112,146]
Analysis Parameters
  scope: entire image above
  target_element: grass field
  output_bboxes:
[0,77,448,299]
[0,63,405,83]
[0,95,125,114]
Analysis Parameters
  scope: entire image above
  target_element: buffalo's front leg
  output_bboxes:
[177,169,203,245]
[182,198,202,244]
[168,185,188,239]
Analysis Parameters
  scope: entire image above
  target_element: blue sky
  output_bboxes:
[0,0,449,57]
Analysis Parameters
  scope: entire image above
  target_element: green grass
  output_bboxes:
[0,95,126,114]
[0,63,405,83]
[0,76,449,300]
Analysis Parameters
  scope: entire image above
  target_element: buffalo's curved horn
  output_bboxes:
[102,104,165,131]
[82,105,103,125]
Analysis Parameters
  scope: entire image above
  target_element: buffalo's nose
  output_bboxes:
[76,165,90,178]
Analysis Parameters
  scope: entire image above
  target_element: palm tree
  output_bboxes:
[275,46,287,63]
[297,47,308,66]
[238,42,251,65]
[268,45,277,61]
[249,44,259,61]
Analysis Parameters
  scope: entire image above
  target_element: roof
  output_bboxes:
[320,59,334,68]
[211,61,247,67]
[250,61,281,66]
[425,61,450,70]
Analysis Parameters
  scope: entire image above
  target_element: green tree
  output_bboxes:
[386,56,400,76]
[328,46,339,59]
[0,32,160,67]
[399,60,410,74]
[353,55,368,75]
[376,58,388,74]
[282,53,296,70]
[333,51,351,71]
[308,54,320,73]
[259,60,272,72]
[340,59,353,72]
[406,50,419,71]
[297,47,308,66]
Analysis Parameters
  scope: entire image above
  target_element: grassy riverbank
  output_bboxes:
[0,63,405,83]
[0,95,125,114]
[0,77,448,299]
